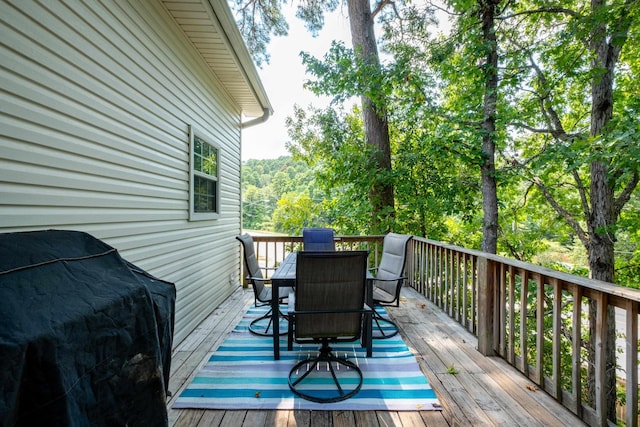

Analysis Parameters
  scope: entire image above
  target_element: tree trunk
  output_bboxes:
[588,0,617,285]
[479,0,499,254]
[587,0,622,420]
[347,0,395,233]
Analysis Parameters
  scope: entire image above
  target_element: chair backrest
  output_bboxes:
[236,233,263,280]
[302,227,335,251]
[375,233,412,296]
[294,251,368,339]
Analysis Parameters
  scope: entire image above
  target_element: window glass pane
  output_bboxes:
[194,136,202,156]
[194,154,202,172]
[204,151,217,176]
[193,175,216,213]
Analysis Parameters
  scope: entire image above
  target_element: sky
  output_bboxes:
[241,6,353,161]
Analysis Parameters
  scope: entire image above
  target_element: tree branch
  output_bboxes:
[527,55,575,140]
[371,0,395,19]
[514,122,583,140]
[608,0,634,64]
[572,169,591,219]
[499,7,577,20]
[614,170,640,218]
[532,176,590,247]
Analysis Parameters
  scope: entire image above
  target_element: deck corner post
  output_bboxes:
[477,256,495,356]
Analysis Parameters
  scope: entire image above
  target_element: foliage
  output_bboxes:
[241,156,317,231]
[446,365,459,375]
[614,193,640,289]
[233,0,639,288]
[286,104,380,234]
[229,0,340,66]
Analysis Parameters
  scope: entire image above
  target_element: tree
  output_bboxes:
[507,0,639,285]
[478,0,500,254]
[286,103,378,234]
[500,1,639,419]
[231,0,396,233]
[241,157,318,231]
[345,0,395,233]
[384,2,638,416]
[377,0,505,253]
[234,0,639,292]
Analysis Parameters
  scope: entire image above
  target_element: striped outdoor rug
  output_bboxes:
[172,306,441,411]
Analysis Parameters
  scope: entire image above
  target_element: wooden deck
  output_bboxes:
[167,286,586,427]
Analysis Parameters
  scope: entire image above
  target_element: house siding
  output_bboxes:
[1,0,246,345]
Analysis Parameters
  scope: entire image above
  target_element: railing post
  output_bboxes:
[477,256,495,356]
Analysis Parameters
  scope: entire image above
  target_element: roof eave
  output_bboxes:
[206,0,273,119]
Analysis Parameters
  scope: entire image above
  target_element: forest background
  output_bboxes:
[233,0,639,290]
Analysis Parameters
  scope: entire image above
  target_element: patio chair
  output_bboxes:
[302,227,335,251]
[286,251,372,403]
[236,233,292,336]
[370,233,412,338]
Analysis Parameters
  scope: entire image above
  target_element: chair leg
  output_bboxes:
[372,307,399,339]
[249,307,288,337]
[287,315,294,351]
[288,340,363,403]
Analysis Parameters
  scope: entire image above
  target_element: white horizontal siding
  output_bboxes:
[0,0,248,346]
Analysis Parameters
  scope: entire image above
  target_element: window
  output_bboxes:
[189,126,219,220]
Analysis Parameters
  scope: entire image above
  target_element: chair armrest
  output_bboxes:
[245,275,271,283]
[371,275,407,282]
[290,306,372,315]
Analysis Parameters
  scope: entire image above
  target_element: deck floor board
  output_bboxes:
[167,286,585,426]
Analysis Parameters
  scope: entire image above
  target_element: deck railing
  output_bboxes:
[247,234,639,427]
[249,234,385,271]
[408,237,639,427]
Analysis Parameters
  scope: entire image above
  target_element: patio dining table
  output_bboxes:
[269,251,373,360]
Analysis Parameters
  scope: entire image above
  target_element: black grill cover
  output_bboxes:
[0,230,176,427]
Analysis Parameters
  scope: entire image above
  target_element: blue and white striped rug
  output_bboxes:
[172,306,442,411]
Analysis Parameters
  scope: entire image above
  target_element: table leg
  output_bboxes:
[365,311,372,357]
[365,278,373,357]
[272,280,280,360]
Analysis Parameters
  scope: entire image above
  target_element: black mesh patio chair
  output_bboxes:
[302,227,335,251]
[370,233,412,339]
[286,250,372,403]
[236,233,292,336]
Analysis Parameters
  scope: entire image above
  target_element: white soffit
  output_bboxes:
[161,0,272,118]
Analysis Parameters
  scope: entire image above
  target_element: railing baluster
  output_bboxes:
[594,293,608,426]
[624,299,638,427]
[571,285,583,418]
[471,255,477,335]
[520,270,529,376]
[444,248,450,314]
[536,274,545,386]
[552,278,561,399]
[508,265,515,365]
[438,246,443,308]
[428,243,433,300]
[499,263,507,358]
[462,253,468,330]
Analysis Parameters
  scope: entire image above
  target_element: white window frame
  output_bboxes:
[189,125,220,221]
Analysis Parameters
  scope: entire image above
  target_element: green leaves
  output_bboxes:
[236,0,639,286]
